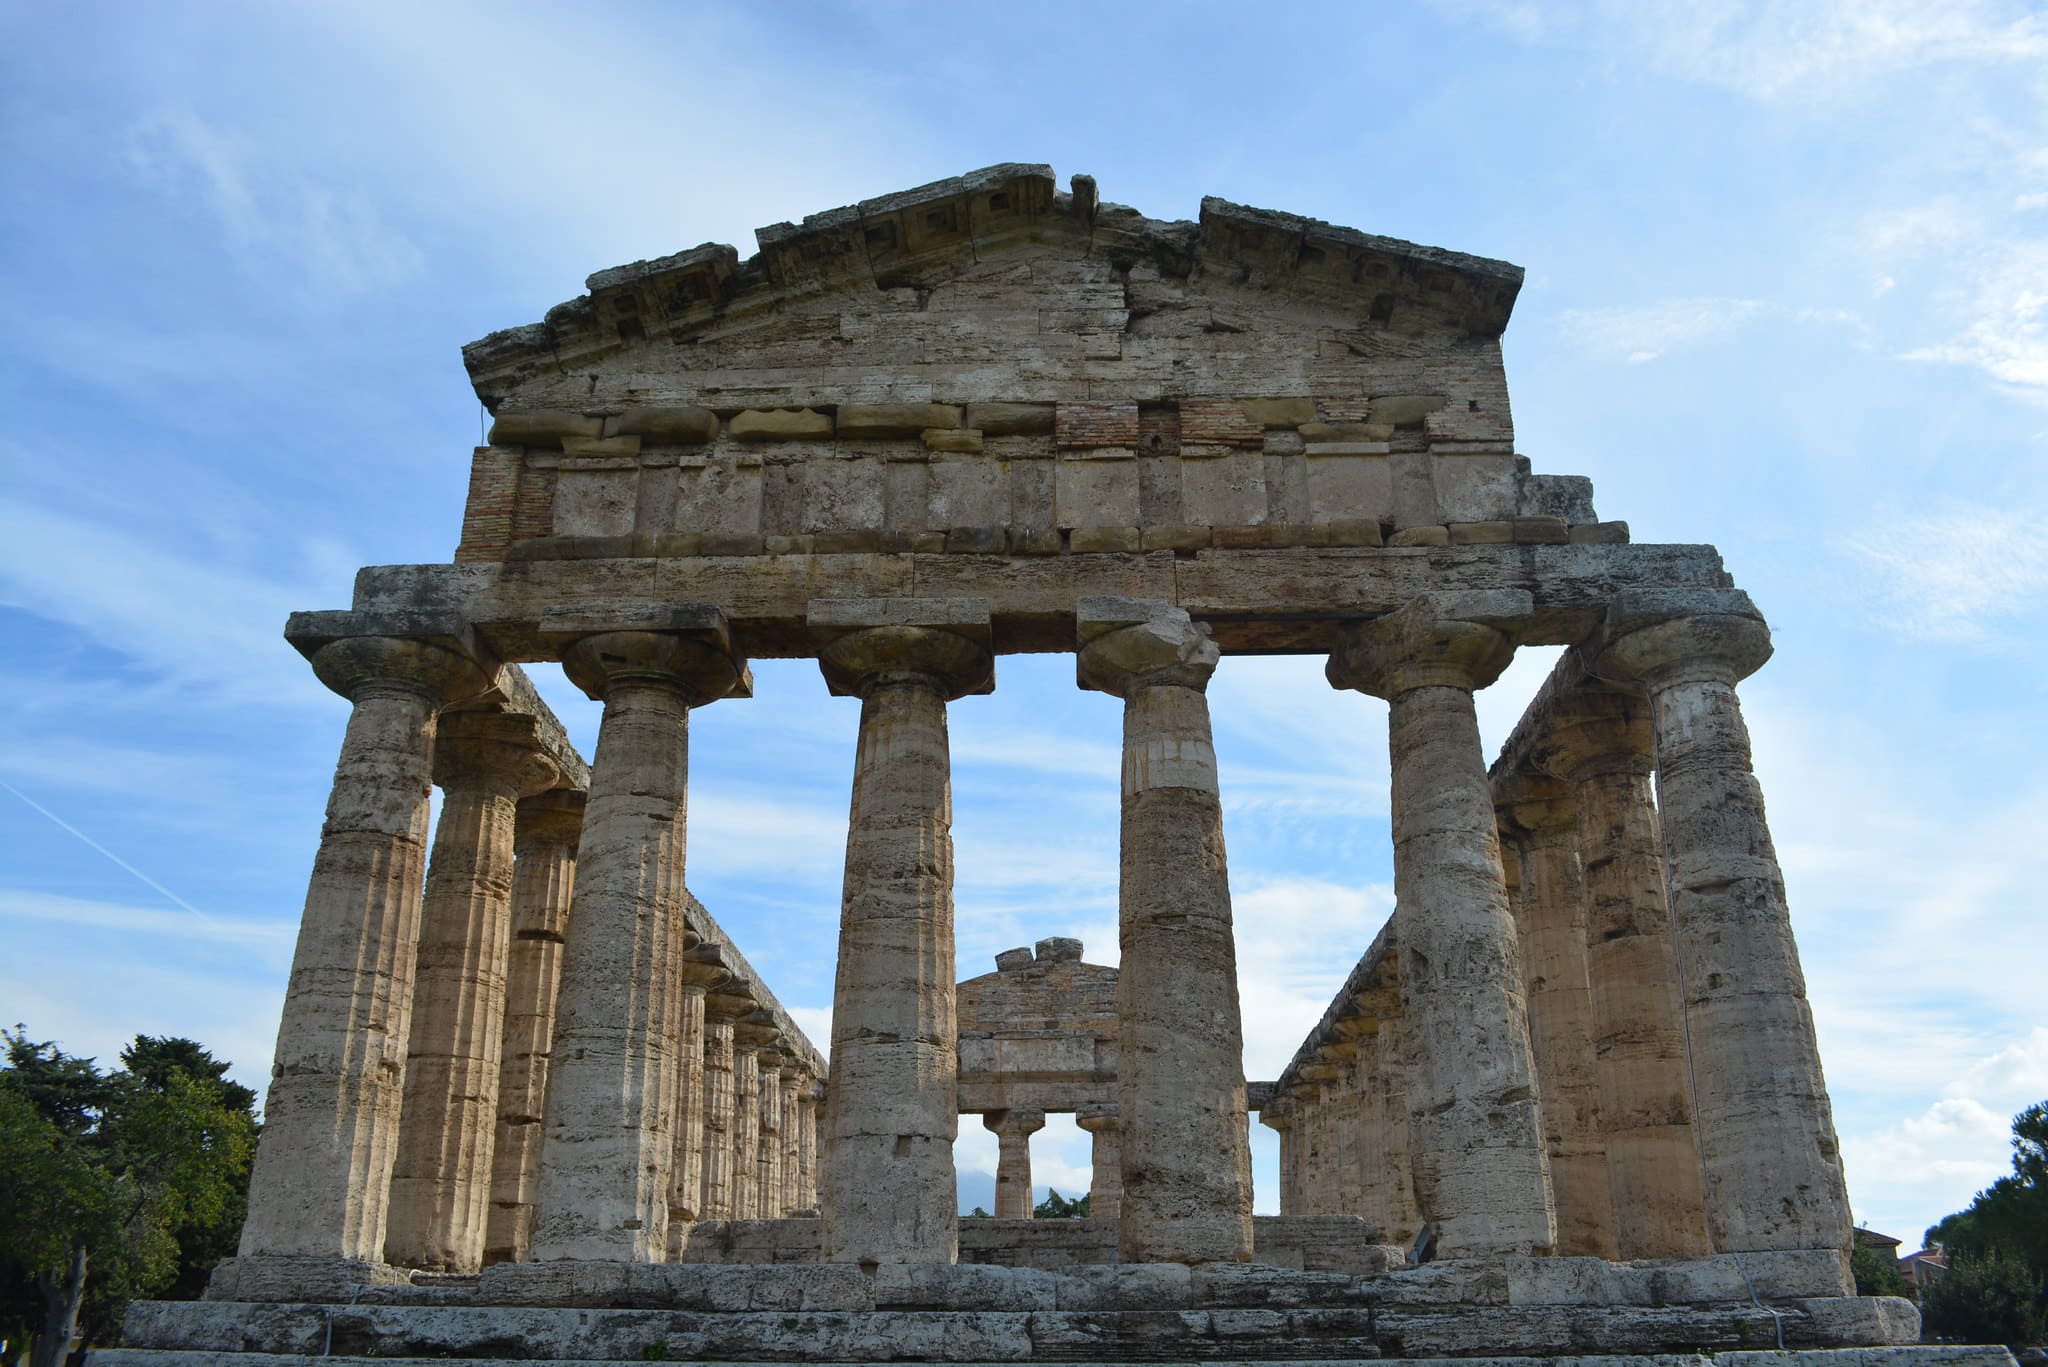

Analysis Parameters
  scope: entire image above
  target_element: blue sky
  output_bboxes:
[2,1,2044,1242]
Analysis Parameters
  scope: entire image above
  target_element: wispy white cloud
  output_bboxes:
[1834,501,2048,642]
[1558,298,1865,365]
[1898,237,2048,402]
[1445,0,2048,102]
[124,109,422,299]
[0,495,335,707]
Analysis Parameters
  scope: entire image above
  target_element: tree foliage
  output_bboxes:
[1033,1188,1090,1219]
[0,1029,257,1367]
[1921,1099,2048,1346]
[1851,1242,1905,1298]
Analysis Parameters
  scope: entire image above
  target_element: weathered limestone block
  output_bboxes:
[728,407,832,441]
[238,632,492,1268]
[1077,596,1254,1265]
[387,713,559,1272]
[1496,773,1617,1260]
[1180,447,1268,526]
[1074,1102,1122,1222]
[838,402,962,437]
[803,454,884,532]
[1543,685,1712,1260]
[1054,450,1140,528]
[1433,452,1520,522]
[673,454,764,536]
[529,610,746,1262]
[605,406,717,443]
[1327,592,1556,1259]
[964,401,1055,435]
[812,598,994,1266]
[984,1108,1046,1219]
[698,982,756,1221]
[487,411,602,447]
[1592,591,1853,1262]
[1306,450,1394,525]
[551,460,638,539]
[483,788,582,1268]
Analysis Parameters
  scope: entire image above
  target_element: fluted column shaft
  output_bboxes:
[798,1083,821,1211]
[984,1109,1046,1219]
[240,635,488,1264]
[754,1048,784,1219]
[731,1038,762,1220]
[1367,1015,1422,1248]
[697,993,750,1221]
[1499,782,1617,1259]
[1329,591,1555,1258]
[484,791,581,1267]
[1545,688,1712,1259]
[814,606,991,1267]
[1595,601,1851,1257]
[1076,1105,1123,1221]
[388,717,557,1272]
[1078,597,1253,1265]
[531,624,743,1261]
[777,1069,805,1216]
[665,951,729,1254]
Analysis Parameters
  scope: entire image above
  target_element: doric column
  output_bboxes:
[665,943,731,1253]
[1077,596,1253,1265]
[729,1016,773,1221]
[984,1109,1046,1219]
[811,598,993,1267]
[1258,1096,1299,1216]
[698,982,756,1221]
[1076,1103,1123,1221]
[529,610,747,1262]
[1328,591,1556,1258]
[752,1033,785,1220]
[387,714,558,1272]
[1591,591,1852,1257]
[777,1065,806,1216]
[238,629,491,1266]
[1366,1012,1422,1249]
[1496,773,1618,1260]
[1541,684,1712,1259]
[484,789,582,1267]
[799,1079,823,1212]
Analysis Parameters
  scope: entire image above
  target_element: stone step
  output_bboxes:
[113,1297,1941,1364]
[88,1350,2023,1367]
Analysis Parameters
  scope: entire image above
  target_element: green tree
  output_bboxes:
[1851,1241,1906,1298]
[1920,1098,2048,1347]
[1033,1188,1090,1219]
[1926,1101,2048,1272]
[0,1030,257,1367]
[1921,1252,2046,1348]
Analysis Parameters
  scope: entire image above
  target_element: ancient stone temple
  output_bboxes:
[105,165,2006,1367]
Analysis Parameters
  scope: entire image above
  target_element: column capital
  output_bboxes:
[983,1107,1047,1138]
[809,597,993,700]
[1075,597,1218,697]
[307,634,495,709]
[513,788,585,852]
[1493,770,1579,840]
[1257,1094,1297,1131]
[434,711,562,795]
[541,604,748,704]
[705,983,758,1024]
[1530,685,1656,784]
[1074,1101,1120,1135]
[1590,590,1772,694]
[733,1010,783,1054]
[1327,590,1531,698]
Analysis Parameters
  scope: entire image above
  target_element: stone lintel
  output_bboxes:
[1273,918,1402,1099]
[342,543,1731,661]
